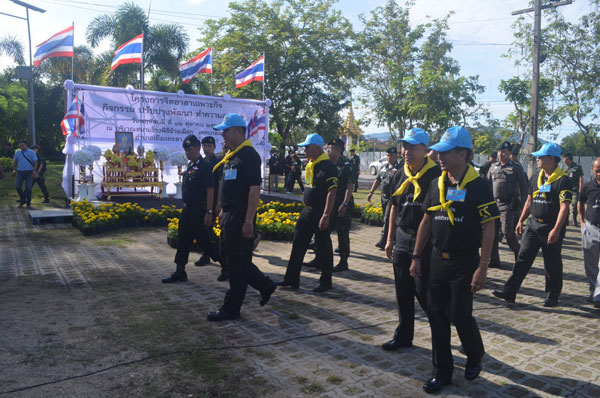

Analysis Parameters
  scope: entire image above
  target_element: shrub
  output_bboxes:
[0,157,13,172]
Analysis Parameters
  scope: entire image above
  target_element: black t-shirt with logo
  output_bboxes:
[218,146,262,212]
[529,173,572,221]
[580,179,600,225]
[182,157,214,207]
[391,163,441,234]
[303,159,338,214]
[334,156,354,207]
[423,173,500,251]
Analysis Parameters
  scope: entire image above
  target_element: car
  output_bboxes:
[369,156,387,175]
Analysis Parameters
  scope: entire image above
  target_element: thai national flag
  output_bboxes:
[111,34,143,71]
[235,55,264,88]
[179,47,212,84]
[246,108,267,139]
[61,96,85,136]
[33,25,74,67]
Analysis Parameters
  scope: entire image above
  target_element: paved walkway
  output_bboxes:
[1,202,599,397]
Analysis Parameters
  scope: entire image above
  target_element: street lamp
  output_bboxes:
[10,0,46,146]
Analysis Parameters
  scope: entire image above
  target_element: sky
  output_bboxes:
[0,0,594,141]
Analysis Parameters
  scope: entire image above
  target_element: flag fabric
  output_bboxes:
[111,34,143,71]
[246,108,267,139]
[179,47,212,84]
[235,55,264,88]
[33,25,74,67]
[61,96,85,136]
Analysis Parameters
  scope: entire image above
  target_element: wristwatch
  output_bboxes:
[411,254,421,260]
[343,201,349,207]
[207,209,213,214]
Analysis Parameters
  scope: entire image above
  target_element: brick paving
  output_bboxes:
[1,201,599,397]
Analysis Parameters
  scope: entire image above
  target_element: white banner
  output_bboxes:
[62,82,271,197]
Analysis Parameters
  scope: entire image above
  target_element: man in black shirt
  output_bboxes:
[279,133,338,292]
[284,149,294,189]
[268,149,283,191]
[162,135,215,284]
[349,148,360,192]
[577,157,600,307]
[286,151,304,193]
[368,147,402,249]
[207,113,277,321]
[383,128,441,352]
[194,136,226,280]
[410,126,499,394]
[479,151,497,179]
[31,145,50,203]
[493,143,572,308]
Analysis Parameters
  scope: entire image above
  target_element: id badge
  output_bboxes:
[224,169,237,180]
[539,184,551,193]
[447,187,466,202]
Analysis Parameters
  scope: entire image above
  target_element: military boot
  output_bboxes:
[162,264,188,283]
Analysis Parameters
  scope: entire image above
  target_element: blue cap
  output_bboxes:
[400,128,429,146]
[213,113,247,131]
[429,126,472,152]
[298,133,324,147]
[531,142,562,158]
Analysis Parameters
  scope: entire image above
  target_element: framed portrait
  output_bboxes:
[115,131,134,154]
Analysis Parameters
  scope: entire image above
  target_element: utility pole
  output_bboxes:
[512,0,572,177]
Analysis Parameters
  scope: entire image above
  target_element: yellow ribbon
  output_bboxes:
[212,139,254,172]
[305,152,330,187]
[533,167,567,199]
[393,156,437,201]
[427,164,480,225]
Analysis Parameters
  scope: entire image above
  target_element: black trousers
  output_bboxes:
[287,173,304,192]
[221,210,274,314]
[429,249,484,379]
[175,203,210,266]
[284,207,333,287]
[379,197,391,244]
[32,172,49,200]
[392,227,432,343]
[311,206,352,263]
[502,218,566,300]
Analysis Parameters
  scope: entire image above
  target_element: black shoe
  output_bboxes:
[195,255,211,266]
[162,271,188,283]
[18,203,24,208]
[312,284,331,293]
[492,290,515,303]
[381,339,412,351]
[573,220,579,227]
[334,247,339,253]
[423,377,451,394]
[375,241,385,249]
[594,301,600,309]
[207,309,240,322]
[543,297,558,307]
[465,361,482,381]
[26,204,31,208]
[277,280,299,289]
[260,282,277,307]
[217,273,228,282]
[303,258,318,268]
[587,294,593,303]
[42,198,50,203]
[332,261,348,272]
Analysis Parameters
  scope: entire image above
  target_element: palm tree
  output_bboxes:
[86,1,188,88]
[0,35,25,66]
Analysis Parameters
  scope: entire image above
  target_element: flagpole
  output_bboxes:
[210,48,213,96]
[262,52,265,101]
[71,22,74,81]
[140,33,144,91]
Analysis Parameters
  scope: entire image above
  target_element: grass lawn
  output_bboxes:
[1,161,67,207]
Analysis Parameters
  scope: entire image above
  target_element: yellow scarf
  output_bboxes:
[212,139,254,172]
[305,152,330,187]
[427,164,479,225]
[533,167,567,199]
[393,156,437,201]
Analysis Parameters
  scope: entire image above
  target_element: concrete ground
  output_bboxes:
[1,202,599,397]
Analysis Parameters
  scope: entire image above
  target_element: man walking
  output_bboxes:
[31,145,50,203]
[493,143,572,307]
[13,140,38,208]
[367,147,401,249]
[348,148,360,192]
[208,114,277,321]
[577,157,600,308]
[410,126,499,394]
[562,153,584,226]
[279,133,338,292]
[487,141,529,266]
[383,128,440,351]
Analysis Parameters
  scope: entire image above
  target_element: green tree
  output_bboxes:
[560,131,597,157]
[86,2,188,88]
[197,0,358,148]
[0,70,28,146]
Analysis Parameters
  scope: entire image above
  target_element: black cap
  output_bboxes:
[288,149,294,154]
[349,148,356,152]
[498,141,513,151]
[489,151,497,158]
[386,147,398,154]
[201,136,216,145]
[328,137,345,149]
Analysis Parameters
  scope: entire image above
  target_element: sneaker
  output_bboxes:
[42,199,50,203]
